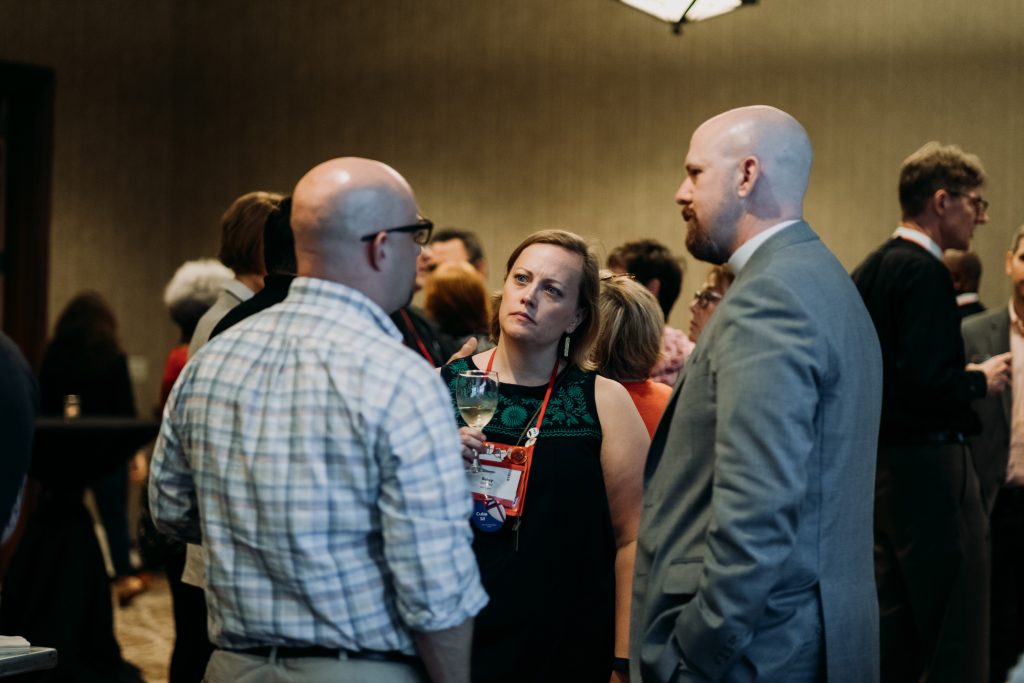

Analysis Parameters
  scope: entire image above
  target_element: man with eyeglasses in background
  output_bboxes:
[390,227,488,366]
[963,224,1024,682]
[853,142,1012,683]
[150,157,486,683]
[607,239,691,386]
[687,264,735,344]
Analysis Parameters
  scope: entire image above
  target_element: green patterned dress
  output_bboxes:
[441,357,616,682]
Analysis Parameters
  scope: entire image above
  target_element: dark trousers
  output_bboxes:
[875,442,989,683]
[164,544,214,683]
[90,460,133,577]
[990,486,1024,683]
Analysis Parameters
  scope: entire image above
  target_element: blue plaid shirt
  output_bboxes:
[150,277,487,653]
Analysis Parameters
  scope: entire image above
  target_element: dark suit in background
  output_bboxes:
[634,223,883,682]
[959,297,986,319]
[963,307,1024,682]
[209,273,295,340]
[390,305,458,366]
[853,236,990,682]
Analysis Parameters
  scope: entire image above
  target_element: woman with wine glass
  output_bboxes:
[440,230,649,682]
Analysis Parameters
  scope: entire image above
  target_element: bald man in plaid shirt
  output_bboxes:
[150,157,486,683]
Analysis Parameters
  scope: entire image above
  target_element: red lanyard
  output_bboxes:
[399,308,435,365]
[485,349,560,439]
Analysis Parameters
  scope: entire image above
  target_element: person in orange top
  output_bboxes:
[592,270,672,438]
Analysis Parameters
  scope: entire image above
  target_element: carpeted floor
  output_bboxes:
[113,573,174,683]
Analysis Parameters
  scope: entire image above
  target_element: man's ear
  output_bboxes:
[367,232,388,272]
[737,156,760,198]
[645,278,662,297]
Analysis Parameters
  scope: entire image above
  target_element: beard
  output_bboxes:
[684,210,729,265]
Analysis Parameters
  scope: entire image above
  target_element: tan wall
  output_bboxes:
[2,0,1022,407]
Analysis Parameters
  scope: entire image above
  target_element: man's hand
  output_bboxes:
[967,351,1012,396]
[446,337,478,365]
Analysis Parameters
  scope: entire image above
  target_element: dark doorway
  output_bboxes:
[0,62,54,368]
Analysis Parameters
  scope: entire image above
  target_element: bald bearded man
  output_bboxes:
[150,158,487,683]
[631,107,883,682]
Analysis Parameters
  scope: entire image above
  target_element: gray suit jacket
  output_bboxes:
[631,222,883,682]
[962,306,1011,514]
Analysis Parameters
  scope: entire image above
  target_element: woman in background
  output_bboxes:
[2,291,144,682]
[441,230,648,682]
[689,264,735,343]
[159,259,233,407]
[592,271,672,438]
[424,259,494,352]
[140,258,230,683]
[37,292,141,600]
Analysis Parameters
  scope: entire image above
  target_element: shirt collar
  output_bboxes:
[1010,301,1024,338]
[893,226,943,260]
[287,277,402,341]
[727,220,800,274]
[956,292,980,306]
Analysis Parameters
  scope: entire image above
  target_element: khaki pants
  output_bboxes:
[203,649,427,683]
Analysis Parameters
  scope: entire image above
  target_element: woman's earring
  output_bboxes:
[562,334,571,359]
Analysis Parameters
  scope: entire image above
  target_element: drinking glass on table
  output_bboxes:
[455,370,499,473]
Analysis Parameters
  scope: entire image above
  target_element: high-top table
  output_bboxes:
[0,418,160,680]
[0,647,58,677]
[30,417,160,485]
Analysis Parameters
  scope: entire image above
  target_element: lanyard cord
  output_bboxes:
[485,349,560,442]
[399,308,435,365]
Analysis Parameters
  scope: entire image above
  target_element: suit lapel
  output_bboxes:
[644,368,687,482]
[642,222,818,484]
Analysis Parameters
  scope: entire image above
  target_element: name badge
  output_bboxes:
[467,463,522,503]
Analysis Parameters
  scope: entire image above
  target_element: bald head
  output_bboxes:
[676,106,812,263]
[291,157,422,311]
[292,158,417,249]
[696,105,812,215]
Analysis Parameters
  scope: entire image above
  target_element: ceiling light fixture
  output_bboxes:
[619,0,757,34]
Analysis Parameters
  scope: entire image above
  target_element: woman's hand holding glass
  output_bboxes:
[455,370,499,473]
[458,426,488,468]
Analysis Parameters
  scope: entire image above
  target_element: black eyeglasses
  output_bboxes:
[692,288,723,309]
[948,191,990,216]
[360,217,433,246]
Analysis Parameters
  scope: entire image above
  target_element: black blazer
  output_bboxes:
[852,238,986,442]
[962,306,1012,514]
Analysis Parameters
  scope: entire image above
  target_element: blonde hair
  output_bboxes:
[591,272,664,381]
[490,230,600,370]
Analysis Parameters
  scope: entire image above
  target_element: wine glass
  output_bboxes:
[455,370,499,473]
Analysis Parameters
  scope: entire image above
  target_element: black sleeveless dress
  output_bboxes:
[442,358,616,682]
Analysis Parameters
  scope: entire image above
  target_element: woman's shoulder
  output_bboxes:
[593,374,632,402]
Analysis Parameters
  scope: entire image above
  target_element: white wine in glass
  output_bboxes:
[455,370,499,472]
